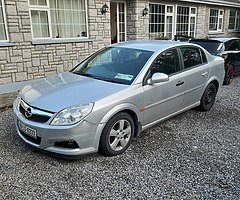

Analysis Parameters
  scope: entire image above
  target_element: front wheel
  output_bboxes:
[198,83,217,111]
[99,112,134,156]
[223,65,235,85]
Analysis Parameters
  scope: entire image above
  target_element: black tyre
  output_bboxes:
[223,65,235,85]
[198,83,217,111]
[99,112,134,156]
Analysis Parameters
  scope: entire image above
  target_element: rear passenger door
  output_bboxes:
[179,46,210,107]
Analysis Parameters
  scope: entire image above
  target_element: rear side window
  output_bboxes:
[150,48,180,75]
[180,47,203,69]
[201,49,207,63]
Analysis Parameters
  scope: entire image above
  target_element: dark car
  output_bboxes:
[190,38,240,85]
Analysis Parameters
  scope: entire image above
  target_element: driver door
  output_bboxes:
[142,48,185,125]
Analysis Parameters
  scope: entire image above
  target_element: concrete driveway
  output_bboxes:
[1,77,240,199]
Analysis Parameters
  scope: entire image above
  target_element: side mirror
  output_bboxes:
[147,73,169,85]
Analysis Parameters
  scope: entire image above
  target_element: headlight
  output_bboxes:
[51,103,94,126]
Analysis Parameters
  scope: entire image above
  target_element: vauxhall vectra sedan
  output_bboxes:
[13,41,224,158]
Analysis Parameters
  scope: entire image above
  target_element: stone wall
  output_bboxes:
[0,0,111,85]
[0,0,240,88]
[127,0,149,41]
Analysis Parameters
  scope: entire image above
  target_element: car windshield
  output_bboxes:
[190,40,222,55]
[71,47,154,85]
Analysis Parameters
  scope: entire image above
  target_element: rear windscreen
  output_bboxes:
[190,40,222,56]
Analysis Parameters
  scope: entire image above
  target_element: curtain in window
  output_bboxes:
[50,0,87,38]
[31,10,49,38]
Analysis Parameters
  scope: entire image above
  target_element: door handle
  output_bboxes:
[202,72,208,76]
[176,80,184,86]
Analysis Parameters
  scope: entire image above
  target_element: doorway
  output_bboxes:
[110,2,127,44]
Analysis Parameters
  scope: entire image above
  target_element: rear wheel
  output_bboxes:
[198,83,217,111]
[99,112,134,156]
[223,65,235,85]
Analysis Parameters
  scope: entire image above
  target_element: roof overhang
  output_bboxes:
[178,0,240,8]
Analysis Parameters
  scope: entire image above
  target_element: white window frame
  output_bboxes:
[28,0,89,40]
[149,3,175,40]
[165,5,174,39]
[116,1,127,43]
[189,7,197,37]
[149,3,197,40]
[0,0,9,42]
[229,10,240,31]
[175,5,197,37]
[209,9,224,33]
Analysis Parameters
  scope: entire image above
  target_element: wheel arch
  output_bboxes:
[93,103,143,150]
[203,77,221,95]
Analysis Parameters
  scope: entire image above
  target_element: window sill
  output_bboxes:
[32,38,93,45]
[208,31,225,35]
[228,30,240,33]
[0,42,15,47]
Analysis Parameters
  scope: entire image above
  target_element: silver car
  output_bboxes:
[13,41,224,158]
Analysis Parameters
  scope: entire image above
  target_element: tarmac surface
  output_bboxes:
[0,77,240,199]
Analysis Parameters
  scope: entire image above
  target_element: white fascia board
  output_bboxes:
[178,0,240,8]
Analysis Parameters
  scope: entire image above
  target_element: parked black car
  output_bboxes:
[190,38,240,85]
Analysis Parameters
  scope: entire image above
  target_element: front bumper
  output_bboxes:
[13,99,104,157]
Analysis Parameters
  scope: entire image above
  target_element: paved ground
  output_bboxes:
[0,77,240,199]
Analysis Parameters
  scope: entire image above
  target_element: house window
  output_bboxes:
[229,10,240,31]
[149,4,196,40]
[209,9,224,32]
[29,0,88,39]
[149,4,174,40]
[176,6,196,37]
[0,0,7,41]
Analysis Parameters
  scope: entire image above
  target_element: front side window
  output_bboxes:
[72,47,154,85]
[29,0,88,39]
[150,48,180,75]
[229,10,240,31]
[180,47,203,69]
[0,0,7,41]
[209,9,224,32]
[176,6,196,37]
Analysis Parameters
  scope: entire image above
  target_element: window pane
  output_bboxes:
[149,4,166,39]
[31,10,50,38]
[176,6,191,36]
[209,9,221,31]
[30,0,47,6]
[181,47,202,69]
[49,0,87,38]
[229,10,236,30]
[151,48,180,75]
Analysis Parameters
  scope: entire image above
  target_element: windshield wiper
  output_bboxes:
[100,78,126,84]
[72,71,103,80]
[73,71,126,84]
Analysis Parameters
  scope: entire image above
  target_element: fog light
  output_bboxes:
[54,140,79,149]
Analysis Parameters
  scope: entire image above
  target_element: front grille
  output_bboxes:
[19,129,42,145]
[19,100,54,123]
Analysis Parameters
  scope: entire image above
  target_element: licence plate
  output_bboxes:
[18,121,37,139]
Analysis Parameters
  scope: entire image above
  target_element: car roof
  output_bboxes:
[208,37,239,43]
[111,40,191,52]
